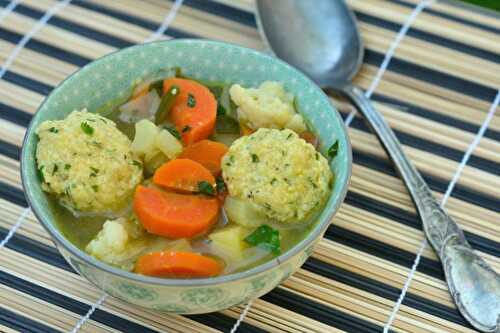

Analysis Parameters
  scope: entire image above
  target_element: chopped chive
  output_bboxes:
[49,127,58,133]
[182,125,191,133]
[64,164,71,170]
[155,85,180,125]
[52,164,58,175]
[90,167,99,174]
[81,122,94,135]
[315,152,320,160]
[287,133,293,139]
[271,178,278,185]
[131,160,142,168]
[187,93,196,108]
[91,185,99,192]
[251,154,259,163]
[164,126,181,140]
[148,80,164,95]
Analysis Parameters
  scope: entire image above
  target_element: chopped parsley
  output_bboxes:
[182,125,192,133]
[80,122,94,135]
[198,181,215,196]
[164,126,181,140]
[327,140,339,159]
[244,225,281,255]
[64,164,71,170]
[89,166,99,177]
[131,160,142,168]
[315,152,320,160]
[91,185,99,192]
[251,154,259,163]
[270,178,278,185]
[215,176,226,193]
[217,104,226,116]
[49,127,58,133]
[187,93,196,108]
[52,164,58,175]
[287,133,293,139]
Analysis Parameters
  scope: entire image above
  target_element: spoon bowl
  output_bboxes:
[256,0,363,88]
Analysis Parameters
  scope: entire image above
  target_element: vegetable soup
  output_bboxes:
[35,68,337,278]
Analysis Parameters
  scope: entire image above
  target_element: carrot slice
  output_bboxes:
[134,185,219,238]
[153,159,215,193]
[135,251,224,278]
[300,131,319,149]
[163,78,217,145]
[179,140,228,176]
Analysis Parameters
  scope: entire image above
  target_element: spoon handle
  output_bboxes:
[343,84,500,332]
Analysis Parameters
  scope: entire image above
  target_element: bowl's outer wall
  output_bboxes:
[21,40,351,312]
[59,237,321,313]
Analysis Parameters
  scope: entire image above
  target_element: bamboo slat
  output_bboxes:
[0,0,499,332]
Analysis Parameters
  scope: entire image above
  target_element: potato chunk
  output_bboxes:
[209,225,252,261]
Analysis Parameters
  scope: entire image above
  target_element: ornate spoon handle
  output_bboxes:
[343,84,500,333]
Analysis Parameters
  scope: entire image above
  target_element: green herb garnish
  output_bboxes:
[182,125,191,133]
[164,126,181,140]
[293,96,299,112]
[90,167,99,174]
[49,127,58,133]
[327,140,339,159]
[217,104,226,116]
[198,181,215,196]
[64,164,71,170]
[245,225,281,255]
[37,166,45,183]
[271,178,278,185]
[251,154,259,163]
[308,177,317,189]
[81,122,94,135]
[187,93,196,108]
[52,164,58,175]
[132,160,142,168]
[155,85,180,125]
[148,80,164,95]
[91,185,99,192]
[215,176,226,193]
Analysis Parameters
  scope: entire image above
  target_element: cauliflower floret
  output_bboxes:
[87,219,129,263]
[229,81,307,133]
[86,218,191,271]
[36,110,143,215]
[222,128,332,223]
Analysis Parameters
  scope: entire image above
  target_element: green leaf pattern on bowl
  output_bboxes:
[181,288,225,306]
[118,282,158,301]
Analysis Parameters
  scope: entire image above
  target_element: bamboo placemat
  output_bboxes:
[0,0,499,332]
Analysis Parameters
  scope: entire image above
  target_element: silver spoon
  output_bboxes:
[255,1,500,331]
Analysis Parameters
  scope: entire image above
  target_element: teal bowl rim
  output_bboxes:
[21,39,352,287]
